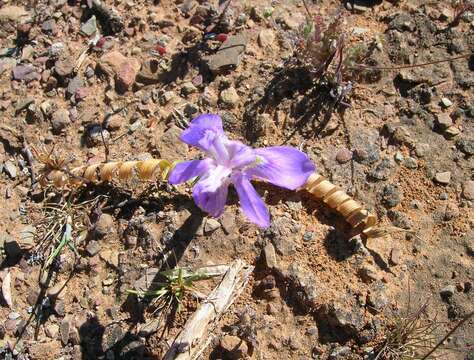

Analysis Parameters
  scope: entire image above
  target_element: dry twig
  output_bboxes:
[164,260,253,360]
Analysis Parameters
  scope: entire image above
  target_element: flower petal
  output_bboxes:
[168,159,214,184]
[180,114,224,151]
[228,141,256,169]
[232,173,270,228]
[193,180,229,218]
[248,146,316,190]
[192,164,232,217]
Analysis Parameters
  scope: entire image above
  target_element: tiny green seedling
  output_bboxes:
[263,7,274,18]
[128,266,225,314]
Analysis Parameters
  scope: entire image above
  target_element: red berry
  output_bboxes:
[155,45,166,55]
[216,33,228,42]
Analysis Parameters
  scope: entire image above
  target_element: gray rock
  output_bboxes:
[183,103,199,118]
[440,285,455,299]
[41,19,56,33]
[415,143,430,158]
[60,316,73,345]
[263,243,277,269]
[204,218,220,234]
[390,247,401,265]
[19,225,36,247]
[102,324,126,353]
[456,139,474,155]
[434,171,451,185]
[154,125,188,161]
[55,59,74,78]
[287,263,324,309]
[137,59,162,84]
[219,212,236,234]
[3,161,17,179]
[160,91,175,105]
[45,323,59,338]
[208,34,247,73]
[219,87,239,108]
[403,157,418,169]
[444,126,460,138]
[440,98,453,108]
[265,217,299,256]
[336,148,352,163]
[181,82,197,96]
[86,240,101,256]
[330,345,351,359]
[353,130,380,165]
[358,264,382,284]
[388,13,415,32]
[367,282,389,311]
[51,108,70,134]
[303,231,315,242]
[15,98,35,113]
[12,65,38,82]
[321,300,364,337]
[48,42,64,57]
[258,29,275,47]
[435,113,453,130]
[369,158,393,181]
[81,15,97,36]
[66,76,84,98]
[387,210,412,229]
[95,213,114,238]
[462,181,474,200]
[381,184,401,208]
[86,125,110,147]
[54,299,65,316]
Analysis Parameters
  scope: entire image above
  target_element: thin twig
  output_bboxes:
[302,0,312,19]
[350,53,471,71]
[206,0,232,33]
[22,140,36,185]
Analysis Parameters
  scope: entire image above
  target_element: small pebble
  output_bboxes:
[434,171,451,185]
[462,181,474,200]
[440,97,453,108]
[440,285,455,299]
[336,148,352,164]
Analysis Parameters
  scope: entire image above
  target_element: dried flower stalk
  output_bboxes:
[36,149,173,188]
[304,173,377,236]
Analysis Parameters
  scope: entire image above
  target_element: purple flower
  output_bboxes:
[168,114,316,228]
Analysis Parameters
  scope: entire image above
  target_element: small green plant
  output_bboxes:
[128,266,224,313]
[263,7,274,18]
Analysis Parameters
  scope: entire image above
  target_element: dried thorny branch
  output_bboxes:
[28,193,101,271]
[375,302,474,359]
[292,6,381,107]
[451,0,474,27]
